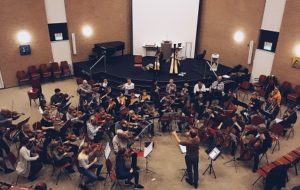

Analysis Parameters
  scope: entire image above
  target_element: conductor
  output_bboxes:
[172,130,200,188]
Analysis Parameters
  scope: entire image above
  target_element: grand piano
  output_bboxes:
[93,41,125,57]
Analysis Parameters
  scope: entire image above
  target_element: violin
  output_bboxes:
[0,108,25,120]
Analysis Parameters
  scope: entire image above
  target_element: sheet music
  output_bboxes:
[144,141,154,158]
[104,142,111,159]
[209,147,220,160]
[179,145,186,154]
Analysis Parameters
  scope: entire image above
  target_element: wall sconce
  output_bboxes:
[17,30,31,55]
[233,31,244,43]
[82,25,93,37]
[294,44,300,57]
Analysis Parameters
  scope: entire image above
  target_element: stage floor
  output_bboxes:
[74,55,232,84]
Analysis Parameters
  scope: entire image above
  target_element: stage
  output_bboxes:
[73,55,233,92]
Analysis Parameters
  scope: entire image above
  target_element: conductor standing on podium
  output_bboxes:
[172,130,200,188]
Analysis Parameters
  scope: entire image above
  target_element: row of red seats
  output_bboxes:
[16,61,72,86]
[253,146,300,187]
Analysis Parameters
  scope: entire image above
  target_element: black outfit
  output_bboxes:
[240,98,260,124]
[253,132,272,171]
[28,159,43,181]
[259,103,280,128]
[180,136,200,188]
[279,111,297,128]
[115,154,140,185]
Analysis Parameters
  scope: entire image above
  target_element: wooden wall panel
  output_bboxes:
[0,0,52,87]
[65,0,132,62]
[196,0,265,69]
[272,0,300,86]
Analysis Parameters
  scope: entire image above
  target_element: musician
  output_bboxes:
[50,88,63,106]
[151,80,160,107]
[166,79,177,95]
[172,130,200,188]
[77,80,92,105]
[278,106,297,129]
[50,140,75,173]
[0,131,15,173]
[217,114,243,155]
[117,93,127,110]
[193,81,206,95]
[87,116,103,143]
[77,145,105,188]
[140,90,151,103]
[252,129,272,172]
[115,148,144,189]
[259,97,280,128]
[240,92,261,124]
[112,129,138,170]
[106,97,116,116]
[209,76,225,106]
[129,92,139,110]
[16,137,43,181]
[123,78,135,96]
[270,88,282,106]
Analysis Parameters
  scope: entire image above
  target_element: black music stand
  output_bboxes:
[223,134,239,172]
[203,147,221,179]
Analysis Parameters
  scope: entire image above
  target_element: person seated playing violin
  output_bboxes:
[106,97,116,116]
[115,148,144,189]
[240,92,261,124]
[77,144,105,188]
[50,140,75,173]
[259,97,280,128]
[50,88,64,107]
[278,106,297,130]
[140,90,151,103]
[117,93,128,110]
[16,137,43,181]
[208,76,225,106]
[166,79,177,95]
[112,129,139,170]
[87,116,103,143]
[129,92,139,110]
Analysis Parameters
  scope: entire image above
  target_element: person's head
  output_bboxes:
[34,182,47,190]
[169,79,174,84]
[20,137,30,148]
[217,76,222,82]
[190,129,197,138]
[83,80,88,85]
[198,81,203,87]
[54,88,61,95]
[103,79,108,83]
[81,144,90,154]
[116,129,125,138]
[142,90,147,96]
[252,92,258,99]
[89,116,97,125]
[127,78,131,84]
[232,114,238,122]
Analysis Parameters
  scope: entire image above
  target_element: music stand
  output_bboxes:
[203,147,221,178]
[223,134,239,172]
[178,145,188,181]
[143,141,155,174]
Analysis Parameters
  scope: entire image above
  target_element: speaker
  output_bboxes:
[247,40,254,64]
[19,45,31,56]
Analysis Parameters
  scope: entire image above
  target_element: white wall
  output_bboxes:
[44,0,67,23]
[251,49,275,81]
[261,0,286,32]
[132,0,200,57]
[251,0,286,82]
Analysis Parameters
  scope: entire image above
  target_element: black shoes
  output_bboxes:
[134,184,144,189]
[125,180,134,185]
[185,178,193,185]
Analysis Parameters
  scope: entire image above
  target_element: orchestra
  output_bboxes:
[0,74,298,189]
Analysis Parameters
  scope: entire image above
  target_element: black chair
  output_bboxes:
[195,49,206,60]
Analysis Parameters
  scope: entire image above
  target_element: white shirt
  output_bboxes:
[124,82,135,95]
[112,135,128,153]
[87,122,101,140]
[78,151,92,169]
[193,83,206,94]
[16,146,39,176]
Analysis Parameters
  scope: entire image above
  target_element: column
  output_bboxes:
[44,0,73,74]
[250,0,287,81]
